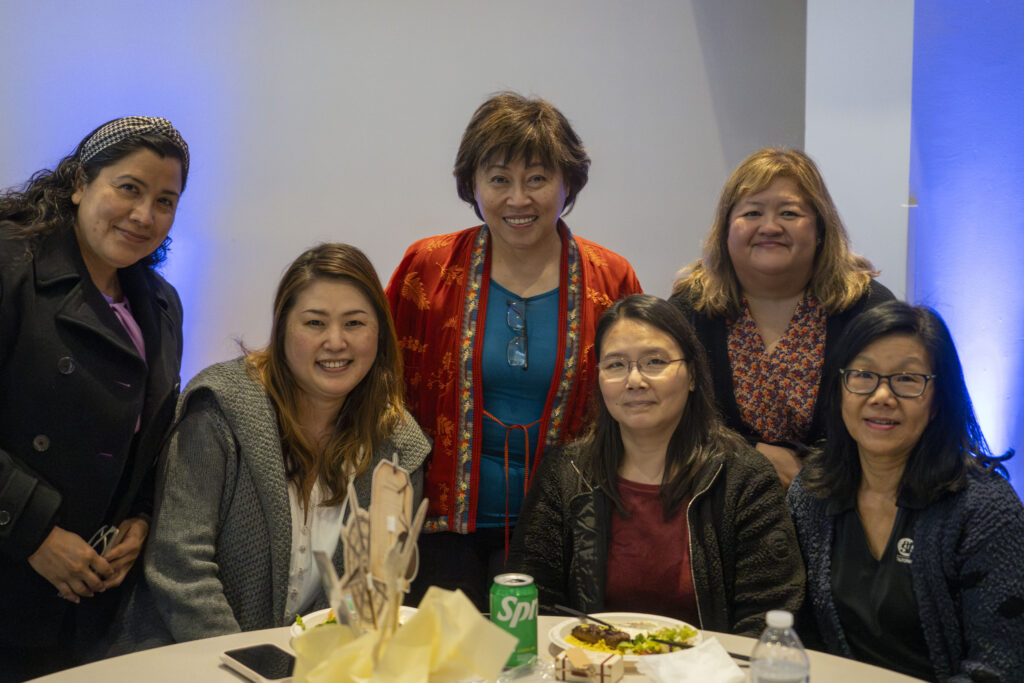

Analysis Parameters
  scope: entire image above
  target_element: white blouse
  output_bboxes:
[284,479,345,619]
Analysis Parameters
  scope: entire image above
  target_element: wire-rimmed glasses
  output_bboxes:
[88,524,121,558]
[507,299,528,370]
[54,524,122,598]
[839,368,937,398]
[598,354,686,381]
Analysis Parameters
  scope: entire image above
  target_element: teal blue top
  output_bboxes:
[476,281,559,527]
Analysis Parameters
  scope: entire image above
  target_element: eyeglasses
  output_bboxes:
[598,354,686,381]
[507,299,528,370]
[88,524,121,558]
[839,369,937,398]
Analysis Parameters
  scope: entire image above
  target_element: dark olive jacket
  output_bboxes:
[507,443,805,636]
[0,226,183,647]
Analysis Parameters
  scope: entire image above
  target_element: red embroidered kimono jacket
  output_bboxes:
[385,223,642,533]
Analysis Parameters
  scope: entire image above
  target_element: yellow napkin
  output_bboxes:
[294,587,517,683]
[294,622,375,683]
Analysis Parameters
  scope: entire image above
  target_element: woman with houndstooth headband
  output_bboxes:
[0,116,189,679]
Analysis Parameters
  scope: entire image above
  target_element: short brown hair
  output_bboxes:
[246,243,405,509]
[673,147,877,317]
[454,92,590,220]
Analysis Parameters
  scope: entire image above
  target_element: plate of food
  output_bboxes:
[548,612,701,662]
[290,605,419,638]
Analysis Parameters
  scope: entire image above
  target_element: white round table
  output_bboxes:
[30,615,928,682]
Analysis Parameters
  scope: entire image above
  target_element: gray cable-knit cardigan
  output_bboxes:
[788,467,1024,682]
[118,358,430,648]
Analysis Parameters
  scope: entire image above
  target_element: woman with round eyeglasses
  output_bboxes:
[386,93,641,610]
[788,301,1023,680]
[508,295,804,633]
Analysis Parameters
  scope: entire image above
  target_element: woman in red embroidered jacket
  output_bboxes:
[386,92,641,609]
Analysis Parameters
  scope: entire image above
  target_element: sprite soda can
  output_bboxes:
[490,572,538,667]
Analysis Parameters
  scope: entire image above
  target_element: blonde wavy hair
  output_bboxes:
[672,148,877,317]
[246,243,405,510]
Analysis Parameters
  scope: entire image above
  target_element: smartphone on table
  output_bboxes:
[220,644,295,682]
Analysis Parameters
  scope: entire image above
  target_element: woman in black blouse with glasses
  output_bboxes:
[788,301,1023,681]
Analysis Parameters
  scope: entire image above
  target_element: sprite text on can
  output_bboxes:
[490,573,538,667]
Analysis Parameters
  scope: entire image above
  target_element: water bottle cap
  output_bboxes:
[766,610,793,628]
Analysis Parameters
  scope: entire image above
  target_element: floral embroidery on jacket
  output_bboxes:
[386,223,642,534]
[400,272,431,310]
[452,229,490,531]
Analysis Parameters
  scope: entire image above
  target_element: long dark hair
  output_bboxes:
[583,294,747,517]
[801,300,1012,502]
[246,243,406,510]
[0,120,189,267]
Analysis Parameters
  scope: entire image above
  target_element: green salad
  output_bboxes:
[293,609,337,631]
[618,624,699,655]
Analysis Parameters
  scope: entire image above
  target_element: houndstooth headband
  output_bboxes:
[79,116,189,179]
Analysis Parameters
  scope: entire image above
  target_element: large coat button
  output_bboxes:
[0,510,10,526]
[57,356,76,375]
[32,435,50,452]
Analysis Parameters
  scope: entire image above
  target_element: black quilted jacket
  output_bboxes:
[507,443,805,636]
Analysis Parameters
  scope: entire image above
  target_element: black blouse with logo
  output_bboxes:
[831,498,936,681]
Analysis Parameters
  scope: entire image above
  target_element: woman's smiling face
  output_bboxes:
[473,157,567,254]
[598,318,693,444]
[284,279,380,416]
[72,148,182,289]
[841,334,935,465]
[726,176,818,288]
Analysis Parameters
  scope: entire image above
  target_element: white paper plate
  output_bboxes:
[290,605,418,638]
[548,611,701,662]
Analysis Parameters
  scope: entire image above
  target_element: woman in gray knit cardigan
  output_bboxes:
[130,243,430,645]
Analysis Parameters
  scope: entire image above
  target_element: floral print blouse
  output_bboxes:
[727,296,826,443]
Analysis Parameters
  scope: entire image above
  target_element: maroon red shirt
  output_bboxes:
[605,478,698,623]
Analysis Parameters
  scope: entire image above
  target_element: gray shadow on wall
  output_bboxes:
[690,0,807,169]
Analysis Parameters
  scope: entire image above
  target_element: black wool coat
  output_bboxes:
[0,225,183,647]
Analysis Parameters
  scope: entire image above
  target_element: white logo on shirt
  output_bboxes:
[896,537,914,564]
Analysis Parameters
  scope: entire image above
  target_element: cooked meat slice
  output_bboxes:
[601,629,632,648]
[570,623,631,648]
[570,624,605,644]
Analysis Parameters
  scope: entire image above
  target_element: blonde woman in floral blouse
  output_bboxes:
[670,148,893,488]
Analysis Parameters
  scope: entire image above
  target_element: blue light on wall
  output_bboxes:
[0,2,240,384]
[910,0,1024,493]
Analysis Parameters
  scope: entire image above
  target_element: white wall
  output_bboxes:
[0,0,805,384]
[805,0,915,298]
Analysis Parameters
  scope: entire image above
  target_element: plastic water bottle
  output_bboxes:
[750,610,810,682]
